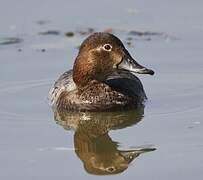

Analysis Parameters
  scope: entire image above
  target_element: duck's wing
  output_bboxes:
[49,70,146,111]
[105,70,147,100]
[48,70,76,106]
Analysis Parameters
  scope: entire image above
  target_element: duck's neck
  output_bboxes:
[73,54,95,88]
[73,53,114,89]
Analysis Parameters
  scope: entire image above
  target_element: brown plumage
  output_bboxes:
[49,32,154,111]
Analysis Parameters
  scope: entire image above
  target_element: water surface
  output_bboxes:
[0,0,203,179]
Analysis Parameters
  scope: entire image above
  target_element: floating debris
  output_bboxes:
[127,30,178,41]
[126,41,132,47]
[128,30,163,36]
[36,20,51,25]
[126,37,133,41]
[0,37,23,45]
[133,37,152,41]
[77,27,94,36]
[38,30,60,36]
[62,27,176,44]
[129,30,163,36]
[65,31,74,37]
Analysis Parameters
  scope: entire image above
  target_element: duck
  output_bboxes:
[49,32,154,111]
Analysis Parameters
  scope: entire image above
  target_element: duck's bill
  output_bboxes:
[120,148,156,163]
[117,55,154,75]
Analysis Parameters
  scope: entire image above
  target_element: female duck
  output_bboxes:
[49,32,154,111]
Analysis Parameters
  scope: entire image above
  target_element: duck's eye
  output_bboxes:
[103,44,112,51]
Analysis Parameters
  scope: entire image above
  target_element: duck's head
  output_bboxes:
[73,32,154,87]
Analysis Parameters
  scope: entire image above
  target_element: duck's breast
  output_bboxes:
[48,70,76,106]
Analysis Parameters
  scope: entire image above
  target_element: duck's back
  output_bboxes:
[105,70,147,100]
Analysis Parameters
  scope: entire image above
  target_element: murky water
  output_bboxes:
[0,0,203,179]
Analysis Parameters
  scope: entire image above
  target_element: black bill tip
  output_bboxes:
[148,69,155,75]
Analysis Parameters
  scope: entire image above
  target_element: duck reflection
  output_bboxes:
[54,107,156,175]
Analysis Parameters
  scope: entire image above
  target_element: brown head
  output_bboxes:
[73,32,154,88]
